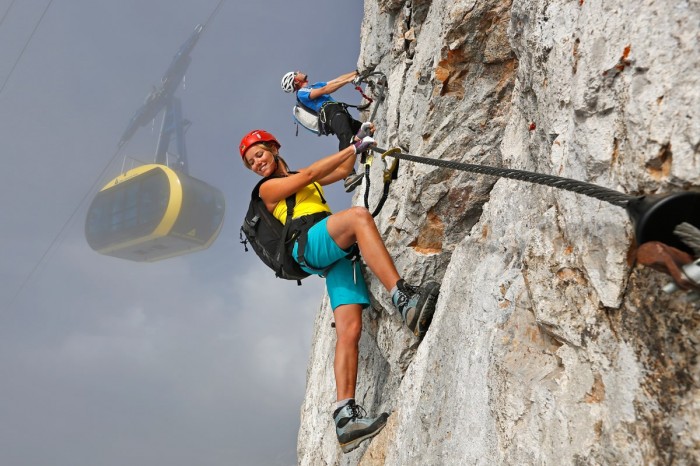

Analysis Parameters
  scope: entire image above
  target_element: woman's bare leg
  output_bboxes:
[333,304,363,401]
[326,207,401,291]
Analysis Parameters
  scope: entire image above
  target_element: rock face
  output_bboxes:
[298,0,700,464]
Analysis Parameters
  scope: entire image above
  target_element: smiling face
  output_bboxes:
[243,143,279,177]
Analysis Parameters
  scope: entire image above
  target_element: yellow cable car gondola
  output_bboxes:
[85,164,225,262]
[87,23,225,262]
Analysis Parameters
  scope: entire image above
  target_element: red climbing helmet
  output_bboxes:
[239,129,281,158]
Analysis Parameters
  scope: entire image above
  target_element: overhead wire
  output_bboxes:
[0,0,54,97]
[8,0,228,308]
[0,0,17,28]
[8,144,125,308]
[204,0,226,27]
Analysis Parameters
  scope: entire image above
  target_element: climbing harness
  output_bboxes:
[293,101,362,137]
[362,148,401,217]
[291,70,387,138]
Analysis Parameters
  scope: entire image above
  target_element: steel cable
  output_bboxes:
[371,146,635,208]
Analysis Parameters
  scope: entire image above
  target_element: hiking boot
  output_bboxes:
[393,279,440,339]
[344,171,364,192]
[333,400,389,454]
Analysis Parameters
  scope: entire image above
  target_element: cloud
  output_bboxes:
[0,1,362,463]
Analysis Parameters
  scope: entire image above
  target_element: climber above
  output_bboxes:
[281,69,370,192]
[238,128,440,453]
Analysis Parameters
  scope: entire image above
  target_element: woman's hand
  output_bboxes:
[353,136,376,154]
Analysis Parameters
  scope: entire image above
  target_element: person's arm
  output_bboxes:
[308,70,359,100]
[316,150,358,186]
[260,146,358,208]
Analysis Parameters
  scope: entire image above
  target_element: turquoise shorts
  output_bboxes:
[292,217,370,311]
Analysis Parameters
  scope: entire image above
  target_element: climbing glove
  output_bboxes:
[355,122,374,140]
[353,136,375,155]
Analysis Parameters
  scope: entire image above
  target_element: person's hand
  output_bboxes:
[352,75,362,85]
[355,122,375,139]
[353,136,375,154]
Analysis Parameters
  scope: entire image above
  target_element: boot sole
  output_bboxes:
[339,413,389,453]
[344,175,364,192]
[414,282,440,339]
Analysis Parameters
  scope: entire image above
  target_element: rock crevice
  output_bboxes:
[298,0,700,463]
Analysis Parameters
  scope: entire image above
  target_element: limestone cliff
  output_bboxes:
[298,0,700,464]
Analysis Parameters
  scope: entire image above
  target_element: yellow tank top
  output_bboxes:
[272,182,332,224]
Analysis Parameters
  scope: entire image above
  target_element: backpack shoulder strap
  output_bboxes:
[251,176,271,199]
[296,95,319,116]
[253,173,298,217]
[283,175,298,219]
[255,173,297,219]
[285,195,296,222]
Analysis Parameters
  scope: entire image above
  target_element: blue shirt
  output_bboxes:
[297,82,336,113]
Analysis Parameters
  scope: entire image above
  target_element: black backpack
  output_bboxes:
[240,177,329,284]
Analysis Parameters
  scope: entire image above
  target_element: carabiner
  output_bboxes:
[381,148,401,183]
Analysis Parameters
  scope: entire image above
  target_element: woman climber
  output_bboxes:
[281,69,366,192]
[238,128,440,454]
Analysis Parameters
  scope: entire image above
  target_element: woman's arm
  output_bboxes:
[259,146,358,209]
[316,150,357,186]
[317,134,376,186]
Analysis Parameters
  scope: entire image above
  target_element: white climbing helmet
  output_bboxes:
[281,71,297,93]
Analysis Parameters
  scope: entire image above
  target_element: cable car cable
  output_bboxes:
[8,145,126,308]
[204,0,226,28]
[9,1,228,307]
[0,0,17,29]
[0,0,54,98]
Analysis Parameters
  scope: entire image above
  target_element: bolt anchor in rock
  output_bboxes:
[626,191,700,254]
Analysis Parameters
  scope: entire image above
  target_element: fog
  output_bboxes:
[0,1,363,464]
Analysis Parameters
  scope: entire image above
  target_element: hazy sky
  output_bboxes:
[0,1,365,464]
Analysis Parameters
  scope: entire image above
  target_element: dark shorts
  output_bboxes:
[321,103,362,151]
